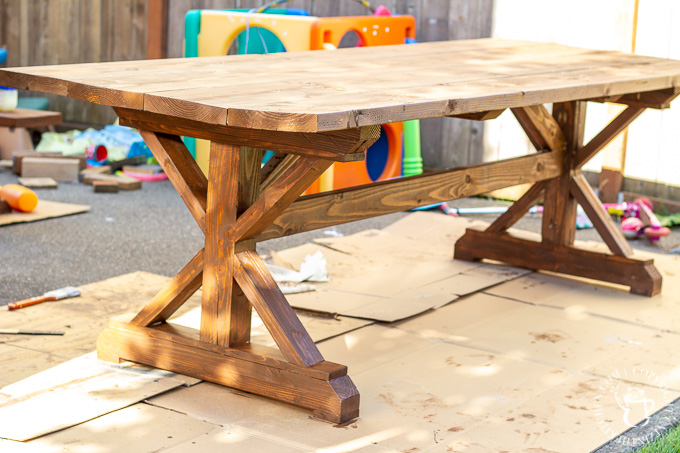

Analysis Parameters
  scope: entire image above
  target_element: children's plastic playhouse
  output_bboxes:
[184,7,422,192]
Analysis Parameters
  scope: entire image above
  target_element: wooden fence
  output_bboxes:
[0,0,493,169]
[0,0,148,125]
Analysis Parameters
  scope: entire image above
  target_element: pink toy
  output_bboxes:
[605,197,670,241]
[621,217,644,239]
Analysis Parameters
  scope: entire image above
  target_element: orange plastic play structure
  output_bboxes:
[310,15,415,49]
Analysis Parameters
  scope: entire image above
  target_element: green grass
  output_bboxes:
[635,424,680,452]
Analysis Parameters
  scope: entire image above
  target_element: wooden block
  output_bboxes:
[80,165,112,178]
[21,157,80,182]
[13,152,87,175]
[122,164,162,174]
[107,155,145,172]
[0,199,11,214]
[82,173,142,190]
[93,180,120,193]
[17,177,58,189]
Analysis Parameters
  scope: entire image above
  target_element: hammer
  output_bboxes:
[8,287,81,311]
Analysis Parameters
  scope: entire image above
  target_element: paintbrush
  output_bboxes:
[7,286,81,311]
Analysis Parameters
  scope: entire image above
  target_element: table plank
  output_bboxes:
[1,39,679,132]
[0,108,62,128]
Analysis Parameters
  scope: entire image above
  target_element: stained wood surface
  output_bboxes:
[234,251,324,368]
[97,322,359,423]
[0,108,62,128]
[541,101,585,246]
[201,142,239,345]
[455,229,662,296]
[2,39,680,132]
[257,150,562,241]
[129,249,205,327]
[570,173,633,257]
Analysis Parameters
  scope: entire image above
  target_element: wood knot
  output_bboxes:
[464,174,473,184]
[536,162,544,172]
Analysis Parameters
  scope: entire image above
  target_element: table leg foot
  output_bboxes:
[455,229,661,296]
[96,320,359,424]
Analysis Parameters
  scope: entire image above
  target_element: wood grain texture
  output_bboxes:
[106,319,347,381]
[118,109,372,160]
[201,141,239,346]
[97,322,359,423]
[0,108,62,128]
[234,251,324,368]
[129,249,204,327]
[511,105,565,151]
[575,106,645,168]
[486,181,546,234]
[139,129,208,233]
[587,87,680,109]
[542,101,585,246]
[455,229,661,297]
[235,156,333,241]
[3,40,680,132]
[570,173,633,257]
[224,146,265,347]
[258,150,562,241]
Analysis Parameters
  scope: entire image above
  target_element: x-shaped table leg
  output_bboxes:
[98,124,379,423]
[455,92,678,296]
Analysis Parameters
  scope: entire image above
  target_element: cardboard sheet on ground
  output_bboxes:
[146,324,572,452]
[275,227,530,322]
[486,247,680,333]
[0,403,219,453]
[0,199,90,226]
[433,375,679,453]
[396,292,657,373]
[0,271,194,385]
[0,352,193,442]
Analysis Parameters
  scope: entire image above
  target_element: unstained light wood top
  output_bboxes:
[1,39,679,132]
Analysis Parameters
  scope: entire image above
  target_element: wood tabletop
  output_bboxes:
[1,39,679,133]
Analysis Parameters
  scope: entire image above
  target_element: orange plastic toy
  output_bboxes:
[310,15,415,49]
[0,184,38,212]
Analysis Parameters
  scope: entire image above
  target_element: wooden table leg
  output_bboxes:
[455,101,662,296]
[97,130,373,423]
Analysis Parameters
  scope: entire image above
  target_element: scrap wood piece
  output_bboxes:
[92,180,120,193]
[0,352,189,442]
[21,157,80,182]
[17,177,58,189]
[13,152,87,175]
[107,155,145,172]
[80,165,112,178]
[82,172,142,190]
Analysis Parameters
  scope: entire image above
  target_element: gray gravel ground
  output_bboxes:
[2,167,679,451]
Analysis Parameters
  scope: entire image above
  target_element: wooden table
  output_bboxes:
[2,39,679,424]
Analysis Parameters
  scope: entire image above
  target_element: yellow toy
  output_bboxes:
[188,8,419,188]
